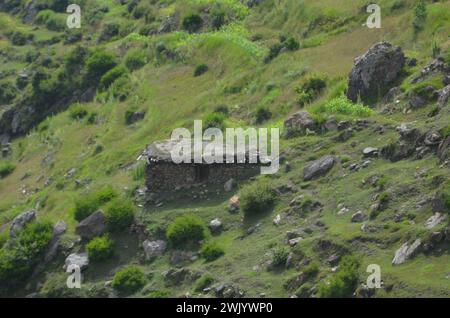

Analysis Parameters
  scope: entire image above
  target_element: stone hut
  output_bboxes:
[142,140,263,193]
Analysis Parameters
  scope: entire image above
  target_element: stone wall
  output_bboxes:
[146,161,260,192]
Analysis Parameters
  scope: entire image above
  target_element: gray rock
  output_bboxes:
[53,221,67,236]
[362,147,379,158]
[392,239,421,265]
[284,111,316,135]
[425,213,447,229]
[351,211,366,223]
[75,211,106,239]
[347,42,405,103]
[303,155,336,181]
[143,240,167,260]
[9,209,36,238]
[324,116,338,131]
[437,85,450,107]
[126,111,145,124]
[65,253,89,271]
[409,93,426,109]
[411,58,449,84]
[209,218,223,233]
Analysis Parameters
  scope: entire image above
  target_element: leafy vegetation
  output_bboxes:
[112,266,147,295]
[86,235,115,262]
[166,215,207,246]
[239,180,276,217]
[105,199,135,232]
[200,241,225,262]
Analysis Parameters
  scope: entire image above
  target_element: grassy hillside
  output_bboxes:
[0,0,449,298]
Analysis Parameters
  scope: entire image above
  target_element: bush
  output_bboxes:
[10,31,32,46]
[182,13,203,33]
[211,10,226,30]
[86,235,114,262]
[284,37,300,51]
[239,180,276,217]
[296,75,327,106]
[200,241,224,262]
[112,266,146,295]
[166,215,207,246]
[69,104,88,120]
[194,275,214,292]
[272,247,289,267]
[65,46,88,73]
[147,290,170,298]
[203,112,225,130]
[0,221,53,288]
[0,81,17,104]
[317,255,360,298]
[36,9,66,31]
[105,199,135,232]
[40,273,87,298]
[412,0,427,35]
[100,66,128,90]
[124,49,148,71]
[316,96,373,117]
[255,106,272,124]
[86,50,117,80]
[194,64,209,77]
[109,76,133,101]
[0,162,16,179]
[73,186,118,221]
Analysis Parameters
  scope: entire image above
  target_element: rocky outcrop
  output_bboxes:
[392,239,421,265]
[303,155,336,181]
[143,240,167,260]
[9,209,36,238]
[64,253,89,271]
[75,211,106,240]
[347,42,405,103]
[411,58,449,84]
[437,85,450,108]
[284,111,316,136]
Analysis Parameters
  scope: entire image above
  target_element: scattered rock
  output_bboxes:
[284,111,316,136]
[362,147,379,158]
[164,268,201,286]
[287,237,303,247]
[324,116,338,131]
[64,253,89,271]
[170,250,198,265]
[347,42,405,103]
[303,155,336,181]
[209,218,223,234]
[411,58,449,84]
[9,209,36,238]
[425,213,447,229]
[392,239,422,265]
[351,211,366,223]
[143,240,167,260]
[75,211,106,240]
[126,111,145,124]
[273,214,281,226]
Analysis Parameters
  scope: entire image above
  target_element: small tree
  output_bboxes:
[182,13,203,33]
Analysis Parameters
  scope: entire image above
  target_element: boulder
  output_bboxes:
[411,58,449,84]
[284,111,316,135]
[347,42,405,103]
[75,211,106,239]
[164,268,201,285]
[437,85,450,107]
[425,213,447,229]
[9,209,36,238]
[437,137,450,162]
[65,253,89,271]
[209,218,223,233]
[303,155,336,181]
[362,147,379,158]
[324,116,338,131]
[143,240,167,260]
[392,239,422,265]
[351,211,366,223]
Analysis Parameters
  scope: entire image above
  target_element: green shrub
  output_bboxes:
[194,64,209,77]
[211,10,226,30]
[36,9,66,31]
[0,232,7,249]
[147,290,170,298]
[194,275,214,292]
[0,81,17,104]
[65,46,88,73]
[105,199,135,232]
[10,31,32,46]
[69,104,88,120]
[272,247,289,267]
[182,13,203,33]
[86,235,114,262]
[100,65,128,90]
[112,266,146,295]
[412,0,427,35]
[316,96,373,117]
[255,106,272,124]
[200,241,224,262]
[239,180,276,217]
[40,273,87,298]
[0,221,53,288]
[265,43,284,63]
[0,162,16,179]
[317,255,360,298]
[86,50,117,80]
[203,112,226,130]
[124,49,148,71]
[109,76,133,101]
[73,186,117,221]
[166,215,207,246]
[284,37,300,51]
